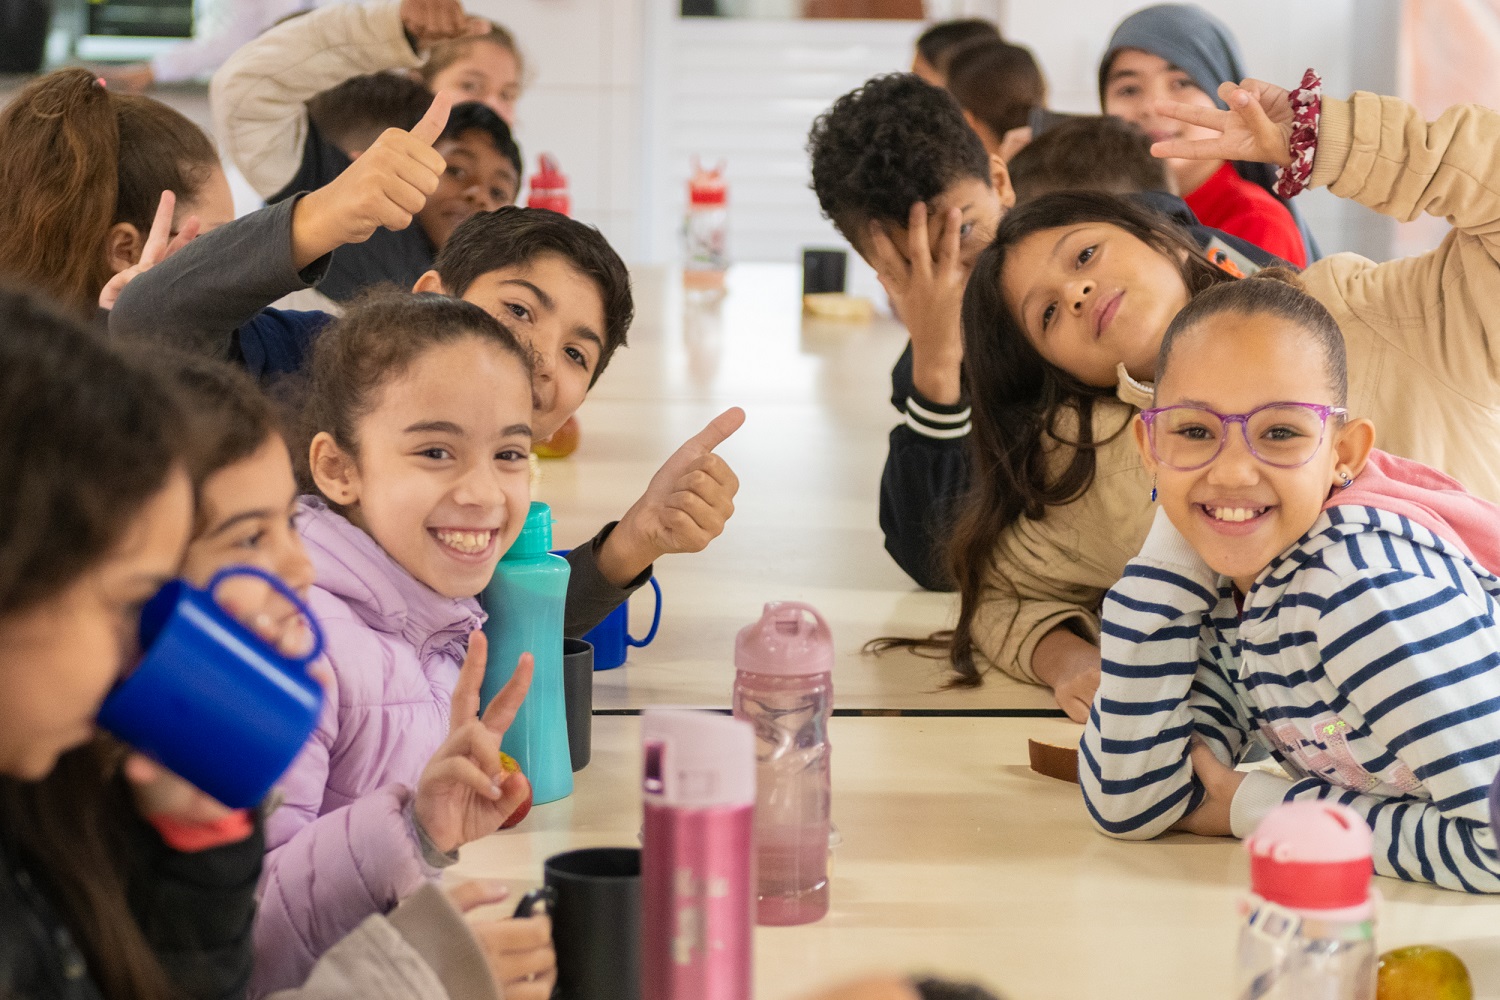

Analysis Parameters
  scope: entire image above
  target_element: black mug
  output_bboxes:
[544,847,641,1000]
[562,638,593,771]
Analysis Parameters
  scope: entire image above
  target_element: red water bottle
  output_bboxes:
[527,153,570,216]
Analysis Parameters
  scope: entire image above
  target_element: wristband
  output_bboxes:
[1274,68,1323,199]
[146,810,254,852]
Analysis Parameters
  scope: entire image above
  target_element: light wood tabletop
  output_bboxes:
[454,716,1500,1000]
[534,264,1057,715]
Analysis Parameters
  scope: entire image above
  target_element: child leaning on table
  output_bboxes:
[1079,273,1500,893]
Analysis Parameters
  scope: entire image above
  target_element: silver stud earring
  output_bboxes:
[1339,470,1354,490]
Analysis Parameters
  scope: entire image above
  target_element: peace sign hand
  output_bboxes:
[1150,79,1296,169]
[99,190,200,310]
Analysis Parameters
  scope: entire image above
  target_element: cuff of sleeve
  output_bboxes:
[1308,95,1354,191]
[387,884,502,1000]
[590,521,654,591]
[1230,769,1297,839]
[406,799,460,869]
[1009,612,1098,685]
[904,390,972,440]
[145,810,255,853]
[274,195,331,289]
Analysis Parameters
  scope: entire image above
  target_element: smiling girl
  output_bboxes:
[945,78,1500,721]
[1079,275,1500,892]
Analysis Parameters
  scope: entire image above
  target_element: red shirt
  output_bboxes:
[1184,161,1308,268]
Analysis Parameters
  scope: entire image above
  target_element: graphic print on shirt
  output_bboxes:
[1260,713,1421,795]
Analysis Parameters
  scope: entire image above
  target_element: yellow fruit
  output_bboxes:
[1377,945,1472,1000]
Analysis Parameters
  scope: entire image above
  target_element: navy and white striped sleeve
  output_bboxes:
[1080,513,1247,839]
[1299,558,1500,892]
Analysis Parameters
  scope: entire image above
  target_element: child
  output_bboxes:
[944,39,1046,161]
[158,348,555,997]
[1099,3,1311,266]
[109,197,742,640]
[1079,274,1500,892]
[910,17,1001,87]
[1007,115,1170,204]
[0,67,232,318]
[942,80,1500,719]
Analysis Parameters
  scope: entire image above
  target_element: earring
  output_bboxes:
[1150,475,1158,503]
[1339,470,1354,490]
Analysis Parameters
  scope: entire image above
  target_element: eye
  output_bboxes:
[1040,302,1056,330]
[958,221,975,239]
[496,447,530,463]
[491,187,509,204]
[461,80,483,95]
[1075,245,1096,267]
[418,447,453,461]
[1170,77,1197,92]
[236,530,267,550]
[1113,84,1139,99]
[506,301,533,323]
[1263,425,1305,441]
[446,165,469,182]
[564,345,589,369]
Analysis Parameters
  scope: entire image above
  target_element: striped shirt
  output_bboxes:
[1081,506,1500,893]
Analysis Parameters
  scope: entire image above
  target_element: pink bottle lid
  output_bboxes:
[1244,801,1373,917]
[688,158,727,207]
[642,708,755,809]
[734,601,833,677]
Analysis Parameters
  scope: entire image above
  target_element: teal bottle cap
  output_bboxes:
[506,501,554,559]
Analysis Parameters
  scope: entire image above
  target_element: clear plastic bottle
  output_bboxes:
[1237,801,1377,1000]
[731,601,833,926]
[480,501,573,805]
[683,158,728,297]
[526,153,571,216]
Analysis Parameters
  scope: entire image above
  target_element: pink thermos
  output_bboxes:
[641,708,755,1000]
[732,601,834,926]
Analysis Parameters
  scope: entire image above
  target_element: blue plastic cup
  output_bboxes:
[95,566,325,809]
[583,576,662,671]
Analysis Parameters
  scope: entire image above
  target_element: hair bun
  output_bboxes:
[1247,265,1305,290]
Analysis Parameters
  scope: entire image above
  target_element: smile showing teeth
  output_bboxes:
[1203,506,1269,523]
[433,529,495,555]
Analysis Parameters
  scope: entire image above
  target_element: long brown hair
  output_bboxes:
[876,193,1238,685]
[0,288,188,998]
[0,68,217,317]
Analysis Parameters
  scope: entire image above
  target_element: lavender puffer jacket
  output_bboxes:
[250,498,484,997]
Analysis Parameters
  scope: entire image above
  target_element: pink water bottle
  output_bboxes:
[732,601,833,926]
[526,153,570,216]
[641,708,755,1000]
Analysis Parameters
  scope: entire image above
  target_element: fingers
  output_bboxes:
[679,406,746,456]
[410,89,455,147]
[864,222,908,283]
[934,206,961,273]
[480,652,534,733]
[123,753,164,786]
[471,915,556,995]
[140,190,177,264]
[445,878,512,913]
[425,754,505,802]
[1150,136,1233,162]
[905,202,932,279]
[1151,98,1229,132]
[166,216,201,258]
[450,630,488,732]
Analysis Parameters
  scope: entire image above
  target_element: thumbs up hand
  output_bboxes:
[595,407,746,587]
[290,91,453,268]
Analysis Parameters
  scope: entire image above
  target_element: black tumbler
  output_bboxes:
[544,846,641,1000]
[802,247,848,295]
[562,637,593,771]
[0,0,53,74]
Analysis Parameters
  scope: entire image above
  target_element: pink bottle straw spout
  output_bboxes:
[734,601,834,676]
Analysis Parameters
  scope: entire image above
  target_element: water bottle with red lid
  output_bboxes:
[526,153,570,216]
[1237,800,1377,999]
[731,601,833,925]
[683,158,728,295]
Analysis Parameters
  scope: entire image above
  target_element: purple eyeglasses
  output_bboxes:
[1138,401,1347,472]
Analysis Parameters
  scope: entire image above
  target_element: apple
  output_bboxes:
[498,751,534,829]
[1378,945,1472,1000]
[534,415,580,459]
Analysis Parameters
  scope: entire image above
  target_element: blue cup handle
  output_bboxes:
[625,576,662,649]
[204,565,326,665]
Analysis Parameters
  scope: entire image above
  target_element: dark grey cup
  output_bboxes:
[562,637,592,771]
[544,846,641,1000]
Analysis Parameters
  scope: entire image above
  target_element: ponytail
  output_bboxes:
[0,68,216,316]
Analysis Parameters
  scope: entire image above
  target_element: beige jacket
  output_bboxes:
[977,92,1500,683]
[266,883,501,1000]
[210,2,422,198]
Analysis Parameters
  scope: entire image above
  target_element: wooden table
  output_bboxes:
[454,716,1500,1000]
[534,264,1057,715]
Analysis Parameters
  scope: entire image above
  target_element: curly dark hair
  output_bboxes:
[807,73,991,251]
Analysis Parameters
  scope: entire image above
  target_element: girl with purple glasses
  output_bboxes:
[1080,273,1500,892]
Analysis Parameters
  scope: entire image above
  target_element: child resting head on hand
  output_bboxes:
[1080,272,1500,893]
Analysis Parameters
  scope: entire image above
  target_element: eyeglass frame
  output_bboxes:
[1137,401,1349,472]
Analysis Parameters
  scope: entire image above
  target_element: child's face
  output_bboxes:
[181,433,314,635]
[1000,221,1189,386]
[868,174,1008,274]
[429,40,522,125]
[1102,49,1220,185]
[418,130,520,250]
[333,338,533,599]
[1136,313,1362,594]
[0,470,192,779]
[453,254,608,441]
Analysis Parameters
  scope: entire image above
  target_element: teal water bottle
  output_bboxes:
[481,502,573,805]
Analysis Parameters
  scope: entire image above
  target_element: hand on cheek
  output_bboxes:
[598,408,745,587]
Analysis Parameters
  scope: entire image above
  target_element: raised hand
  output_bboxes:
[867,203,966,405]
[414,634,535,852]
[290,90,453,268]
[99,190,200,310]
[597,408,745,587]
[400,0,490,42]
[1150,78,1296,168]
